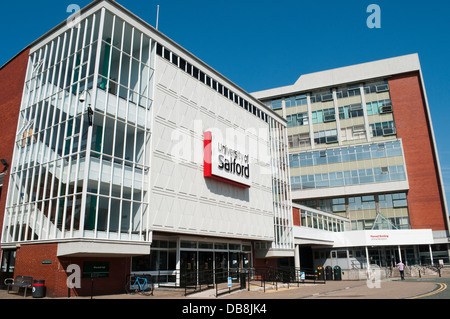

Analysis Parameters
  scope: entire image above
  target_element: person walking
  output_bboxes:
[397,261,405,280]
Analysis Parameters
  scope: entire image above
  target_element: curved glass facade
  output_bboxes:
[2,8,154,243]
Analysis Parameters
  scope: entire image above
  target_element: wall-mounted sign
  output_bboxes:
[204,131,251,188]
[83,262,110,278]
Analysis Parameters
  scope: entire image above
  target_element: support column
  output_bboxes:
[294,244,300,269]
[365,246,370,270]
[398,246,402,263]
[429,244,434,266]
[294,244,301,281]
[176,237,181,286]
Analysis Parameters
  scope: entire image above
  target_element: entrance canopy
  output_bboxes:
[332,229,434,248]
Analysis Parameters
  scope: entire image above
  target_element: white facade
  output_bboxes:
[150,45,277,242]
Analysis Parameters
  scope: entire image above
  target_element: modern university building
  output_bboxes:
[0,0,292,297]
[0,0,448,297]
[253,54,449,272]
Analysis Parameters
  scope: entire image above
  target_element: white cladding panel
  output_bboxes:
[149,57,274,240]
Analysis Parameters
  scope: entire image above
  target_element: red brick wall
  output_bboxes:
[0,49,30,252]
[389,72,447,231]
[14,243,131,297]
[253,257,277,269]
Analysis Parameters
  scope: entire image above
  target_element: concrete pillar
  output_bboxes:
[294,244,301,281]
[429,245,434,266]
[365,246,370,270]
[294,244,301,269]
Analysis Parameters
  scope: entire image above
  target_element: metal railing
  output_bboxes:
[144,266,327,297]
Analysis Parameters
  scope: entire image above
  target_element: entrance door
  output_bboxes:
[215,252,228,283]
[1,250,16,284]
[385,249,395,268]
[198,252,213,284]
[229,252,240,281]
[180,251,197,286]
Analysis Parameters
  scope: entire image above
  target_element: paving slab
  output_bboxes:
[0,276,444,300]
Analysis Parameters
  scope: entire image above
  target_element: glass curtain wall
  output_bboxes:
[2,8,154,244]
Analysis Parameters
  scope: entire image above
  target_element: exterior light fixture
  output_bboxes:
[79,90,94,127]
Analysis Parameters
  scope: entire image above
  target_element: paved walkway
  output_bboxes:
[0,275,446,300]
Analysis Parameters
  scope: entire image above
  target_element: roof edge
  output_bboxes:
[252,53,422,100]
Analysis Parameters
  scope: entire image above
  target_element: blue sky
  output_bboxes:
[1,0,449,211]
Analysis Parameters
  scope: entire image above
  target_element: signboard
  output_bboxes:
[83,262,110,278]
[228,277,232,288]
[203,131,251,188]
[333,229,434,247]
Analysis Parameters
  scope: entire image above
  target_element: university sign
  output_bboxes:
[203,131,251,188]
[333,229,434,247]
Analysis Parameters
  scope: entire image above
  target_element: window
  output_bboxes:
[299,152,313,166]
[310,91,333,103]
[321,93,333,102]
[314,129,338,145]
[339,104,364,119]
[268,99,282,110]
[171,53,179,66]
[341,125,366,141]
[289,133,311,148]
[289,154,300,168]
[380,102,393,114]
[336,85,361,99]
[163,47,171,61]
[323,108,336,122]
[312,108,335,124]
[370,121,396,137]
[376,83,389,92]
[285,95,307,107]
[287,112,309,127]
[364,81,389,94]
[366,99,392,115]
[332,198,346,212]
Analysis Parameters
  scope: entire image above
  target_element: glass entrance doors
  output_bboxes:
[180,251,197,286]
[132,237,253,286]
[199,252,214,284]
[1,250,16,281]
[215,251,228,283]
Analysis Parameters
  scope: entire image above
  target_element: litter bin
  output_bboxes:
[333,266,342,281]
[240,273,246,289]
[315,267,324,280]
[325,266,333,281]
[32,280,46,298]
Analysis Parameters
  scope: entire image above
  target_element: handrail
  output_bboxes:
[143,265,326,296]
